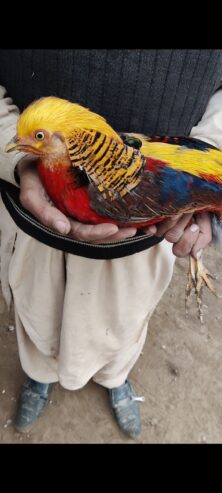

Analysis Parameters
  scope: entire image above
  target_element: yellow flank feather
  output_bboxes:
[17,97,121,142]
[130,134,222,182]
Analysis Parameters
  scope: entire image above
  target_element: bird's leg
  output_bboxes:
[185,249,218,323]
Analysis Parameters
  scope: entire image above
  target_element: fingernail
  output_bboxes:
[190,224,199,233]
[55,220,69,234]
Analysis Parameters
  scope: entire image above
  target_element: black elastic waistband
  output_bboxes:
[0,180,163,260]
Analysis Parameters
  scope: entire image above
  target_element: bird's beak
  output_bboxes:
[5,136,36,154]
[5,136,19,153]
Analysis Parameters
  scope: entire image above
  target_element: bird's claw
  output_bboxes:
[185,254,218,323]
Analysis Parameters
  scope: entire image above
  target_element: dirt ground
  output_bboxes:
[1,246,222,444]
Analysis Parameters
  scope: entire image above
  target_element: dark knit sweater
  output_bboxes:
[0,49,222,135]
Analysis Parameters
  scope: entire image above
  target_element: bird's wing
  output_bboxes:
[89,135,222,223]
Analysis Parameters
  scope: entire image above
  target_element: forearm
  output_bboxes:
[0,85,25,186]
[190,86,222,150]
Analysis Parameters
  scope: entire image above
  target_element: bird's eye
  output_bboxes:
[35,131,45,141]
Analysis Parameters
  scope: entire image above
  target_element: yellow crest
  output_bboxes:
[17,96,122,142]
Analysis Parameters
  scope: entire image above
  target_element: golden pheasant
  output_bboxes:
[5,96,222,321]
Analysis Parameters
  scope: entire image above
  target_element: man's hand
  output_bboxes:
[143,212,212,258]
[17,159,137,243]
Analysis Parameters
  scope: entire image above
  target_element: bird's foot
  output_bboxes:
[185,252,218,323]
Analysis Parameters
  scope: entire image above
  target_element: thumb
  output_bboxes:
[42,205,71,234]
[20,185,71,235]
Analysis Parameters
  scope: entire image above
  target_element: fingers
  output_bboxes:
[92,227,137,244]
[19,162,71,234]
[20,187,71,234]
[69,220,137,242]
[142,224,157,235]
[191,212,212,259]
[69,221,118,241]
[169,212,212,258]
[155,213,193,242]
[142,215,187,237]
[172,222,200,257]
[147,212,212,259]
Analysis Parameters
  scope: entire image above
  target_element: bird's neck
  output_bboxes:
[39,150,71,170]
[67,129,146,200]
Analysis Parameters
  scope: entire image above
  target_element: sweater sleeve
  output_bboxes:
[190,86,222,151]
[0,85,26,186]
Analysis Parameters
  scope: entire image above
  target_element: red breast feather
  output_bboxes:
[37,160,162,228]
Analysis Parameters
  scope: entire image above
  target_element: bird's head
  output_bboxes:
[5,96,121,157]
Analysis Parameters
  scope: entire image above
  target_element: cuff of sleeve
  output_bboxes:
[190,89,222,151]
[0,150,26,187]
